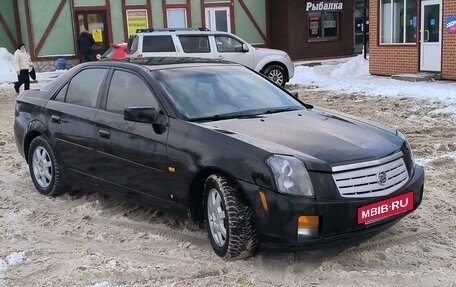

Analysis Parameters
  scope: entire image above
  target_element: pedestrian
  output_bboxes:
[78,27,95,63]
[13,42,33,94]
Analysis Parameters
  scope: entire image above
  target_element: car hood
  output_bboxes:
[201,108,402,171]
[253,47,287,56]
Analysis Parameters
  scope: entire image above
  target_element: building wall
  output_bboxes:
[0,0,17,52]
[270,0,354,60]
[442,1,456,80]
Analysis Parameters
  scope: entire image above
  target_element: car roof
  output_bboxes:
[96,57,241,70]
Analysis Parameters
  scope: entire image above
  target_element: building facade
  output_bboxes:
[0,0,369,71]
[270,0,369,60]
[369,0,456,80]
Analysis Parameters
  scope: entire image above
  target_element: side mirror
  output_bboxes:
[124,107,167,126]
[242,43,249,52]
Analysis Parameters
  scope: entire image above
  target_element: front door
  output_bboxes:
[420,0,442,71]
[76,11,109,61]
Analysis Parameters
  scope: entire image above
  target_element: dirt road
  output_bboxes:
[1,84,455,287]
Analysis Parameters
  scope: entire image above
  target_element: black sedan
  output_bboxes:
[14,58,424,260]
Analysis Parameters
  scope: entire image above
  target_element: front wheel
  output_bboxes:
[28,136,67,196]
[204,174,258,260]
[262,64,287,87]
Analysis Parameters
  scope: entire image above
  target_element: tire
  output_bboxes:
[204,174,258,260]
[262,64,287,87]
[28,136,67,197]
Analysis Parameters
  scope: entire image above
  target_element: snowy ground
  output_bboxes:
[1,48,456,286]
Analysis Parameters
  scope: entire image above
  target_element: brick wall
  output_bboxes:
[442,1,456,80]
[369,0,419,76]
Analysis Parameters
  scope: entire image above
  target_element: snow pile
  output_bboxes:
[330,55,369,78]
[0,47,16,83]
[0,252,26,280]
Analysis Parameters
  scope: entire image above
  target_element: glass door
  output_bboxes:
[76,11,109,61]
[420,0,441,71]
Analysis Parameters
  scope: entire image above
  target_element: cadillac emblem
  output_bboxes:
[377,171,388,185]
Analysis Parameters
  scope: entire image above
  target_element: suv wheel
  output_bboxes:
[262,64,287,86]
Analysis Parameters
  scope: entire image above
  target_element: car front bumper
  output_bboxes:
[239,165,425,249]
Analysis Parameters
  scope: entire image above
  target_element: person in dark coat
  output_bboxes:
[78,28,95,63]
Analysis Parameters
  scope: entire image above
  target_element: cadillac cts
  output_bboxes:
[14,58,424,260]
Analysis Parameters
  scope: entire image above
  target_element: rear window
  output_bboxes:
[143,35,176,52]
[127,35,139,54]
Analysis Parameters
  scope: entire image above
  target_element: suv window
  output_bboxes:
[178,36,210,53]
[65,68,107,107]
[215,36,244,53]
[143,35,175,52]
[127,35,139,54]
[106,70,159,114]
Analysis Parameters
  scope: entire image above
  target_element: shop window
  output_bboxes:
[380,0,417,43]
[308,12,339,41]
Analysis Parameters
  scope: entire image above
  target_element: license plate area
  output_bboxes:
[358,192,414,224]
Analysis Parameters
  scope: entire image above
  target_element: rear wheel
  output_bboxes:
[204,174,258,260]
[28,136,67,196]
[262,64,287,86]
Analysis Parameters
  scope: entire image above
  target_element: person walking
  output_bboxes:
[78,27,95,63]
[13,42,33,94]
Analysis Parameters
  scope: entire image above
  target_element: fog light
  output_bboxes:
[297,216,319,241]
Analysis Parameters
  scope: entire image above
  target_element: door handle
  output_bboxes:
[218,55,224,59]
[50,115,61,123]
[97,129,111,139]
[425,30,430,42]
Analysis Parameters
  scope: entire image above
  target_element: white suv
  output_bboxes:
[126,28,294,86]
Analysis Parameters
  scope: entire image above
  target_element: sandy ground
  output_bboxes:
[1,83,456,287]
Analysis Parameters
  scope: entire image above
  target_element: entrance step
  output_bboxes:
[391,72,441,82]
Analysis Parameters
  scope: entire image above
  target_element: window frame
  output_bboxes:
[307,11,340,42]
[166,8,188,28]
[379,0,418,45]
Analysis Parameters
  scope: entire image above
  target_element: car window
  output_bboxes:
[179,36,210,53]
[127,35,139,54]
[143,35,176,52]
[65,68,107,108]
[215,36,244,53]
[106,70,160,115]
[53,83,68,102]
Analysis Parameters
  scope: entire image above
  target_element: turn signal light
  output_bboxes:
[297,216,319,240]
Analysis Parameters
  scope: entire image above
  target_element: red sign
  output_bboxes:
[358,192,414,224]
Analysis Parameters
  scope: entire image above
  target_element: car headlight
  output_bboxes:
[397,130,415,165]
[267,155,315,197]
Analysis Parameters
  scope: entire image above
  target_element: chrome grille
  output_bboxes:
[332,152,409,198]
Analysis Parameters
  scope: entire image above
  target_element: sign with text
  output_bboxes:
[446,16,456,33]
[92,29,103,43]
[306,2,343,12]
[126,9,148,36]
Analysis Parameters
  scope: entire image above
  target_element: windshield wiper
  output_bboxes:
[263,107,301,114]
[190,112,261,122]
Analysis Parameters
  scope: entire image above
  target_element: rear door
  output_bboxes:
[95,68,170,202]
[176,35,215,59]
[47,67,108,182]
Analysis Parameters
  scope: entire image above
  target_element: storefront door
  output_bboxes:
[420,0,442,71]
[76,11,109,61]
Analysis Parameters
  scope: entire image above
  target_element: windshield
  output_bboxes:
[152,65,303,121]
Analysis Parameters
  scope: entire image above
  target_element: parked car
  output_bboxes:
[126,28,294,86]
[96,43,127,60]
[14,58,424,260]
